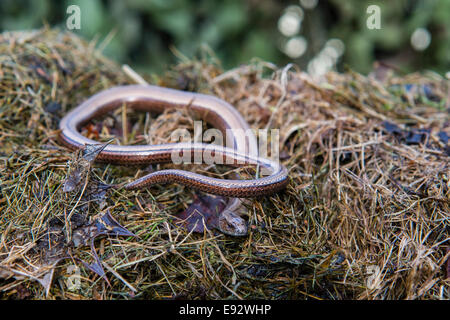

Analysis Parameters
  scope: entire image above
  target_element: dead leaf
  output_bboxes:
[63,141,112,193]
[174,194,226,233]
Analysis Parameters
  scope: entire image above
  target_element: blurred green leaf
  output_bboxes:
[0,0,448,75]
[65,0,105,38]
[153,9,193,38]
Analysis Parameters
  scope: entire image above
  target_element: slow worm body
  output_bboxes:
[59,85,288,235]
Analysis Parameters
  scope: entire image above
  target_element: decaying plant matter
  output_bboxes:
[0,28,448,299]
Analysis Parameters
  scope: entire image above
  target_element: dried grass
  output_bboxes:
[0,27,448,300]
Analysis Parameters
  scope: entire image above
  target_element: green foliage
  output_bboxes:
[329,0,449,74]
[0,0,448,75]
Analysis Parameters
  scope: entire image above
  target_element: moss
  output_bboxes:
[0,28,448,300]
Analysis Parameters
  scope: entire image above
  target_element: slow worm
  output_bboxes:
[59,85,288,235]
